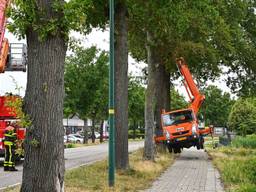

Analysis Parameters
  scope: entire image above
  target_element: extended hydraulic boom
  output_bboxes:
[155,57,211,153]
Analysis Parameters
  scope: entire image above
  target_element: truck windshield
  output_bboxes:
[162,110,194,126]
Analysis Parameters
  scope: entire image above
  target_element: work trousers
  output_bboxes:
[4,144,15,168]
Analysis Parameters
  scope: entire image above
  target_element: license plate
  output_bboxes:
[176,137,187,141]
[176,127,184,131]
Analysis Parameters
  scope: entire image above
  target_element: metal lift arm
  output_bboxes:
[176,57,205,115]
[0,0,9,73]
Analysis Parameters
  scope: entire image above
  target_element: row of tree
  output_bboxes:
[64,44,239,138]
[7,0,256,191]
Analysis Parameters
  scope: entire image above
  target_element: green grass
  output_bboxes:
[2,149,174,192]
[65,149,175,192]
[2,186,20,192]
[128,138,144,142]
[231,134,256,149]
[204,136,219,148]
[65,140,106,148]
[207,136,256,192]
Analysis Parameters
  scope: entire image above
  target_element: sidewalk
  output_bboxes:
[145,148,224,192]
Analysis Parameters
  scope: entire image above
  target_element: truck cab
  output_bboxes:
[162,109,202,152]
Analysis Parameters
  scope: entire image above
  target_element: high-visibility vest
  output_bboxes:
[3,131,17,145]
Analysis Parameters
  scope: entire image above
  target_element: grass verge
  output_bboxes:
[65,140,106,148]
[65,149,174,192]
[207,136,256,192]
[3,148,174,192]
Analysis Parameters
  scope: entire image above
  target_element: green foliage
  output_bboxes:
[202,85,234,126]
[64,45,108,120]
[128,77,145,125]
[128,1,256,95]
[128,129,140,139]
[4,77,31,128]
[8,0,107,40]
[231,135,256,149]
[30,138,40,148]
[170,88,187,110]
[228,98,256,136]
[5,96,31,128]
[66,143,75,148]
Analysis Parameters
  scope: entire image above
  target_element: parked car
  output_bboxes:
[94,131,100,139]
[103,132,109,139]
[64,134,84,143]
[77,131,101,139]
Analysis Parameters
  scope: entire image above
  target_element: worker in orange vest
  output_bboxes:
[3,126,18,171]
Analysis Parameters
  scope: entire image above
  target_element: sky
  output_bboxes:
[0,29,232,100]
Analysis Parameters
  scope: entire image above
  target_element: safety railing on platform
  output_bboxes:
[5,43,27,72]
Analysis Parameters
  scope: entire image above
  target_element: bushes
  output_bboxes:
[128,129,144,139]
[66,143,75,148]
[231,134,256,149]
[228,98,256,136]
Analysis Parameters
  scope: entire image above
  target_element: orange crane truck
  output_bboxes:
[0,0,27,159]
[155,58,211,153]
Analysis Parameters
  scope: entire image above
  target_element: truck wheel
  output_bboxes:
[167,145,172,153]
[174,147,181,153]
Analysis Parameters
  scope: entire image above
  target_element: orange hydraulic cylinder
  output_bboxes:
[0,38,8,73]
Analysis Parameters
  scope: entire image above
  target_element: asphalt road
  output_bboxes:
[0,141,144,190]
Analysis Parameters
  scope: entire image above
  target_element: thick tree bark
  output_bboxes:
[155,58,170,137]
[91,118,96,143]
[114,2,129,170]
[21,2,67,192]
[133,120,136,140]
[154,61,170,152]
[143,31,157,161]
[83,119,88,144]
[21,32,67,192]
[99,120,104,143]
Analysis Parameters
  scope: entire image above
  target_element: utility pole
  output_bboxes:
[108,0,115,187]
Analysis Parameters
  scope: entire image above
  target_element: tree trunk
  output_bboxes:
[154,57,170,137]
[143,31,157,161]
[114,2,129,170]
[83,119,88,144]
[21,17,67,192]
[154,60,170,152]
[99,120,104,143]
[133,120,136,140]
[91,118,96,143]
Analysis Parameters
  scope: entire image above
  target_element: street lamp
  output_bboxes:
[108,0,115,187]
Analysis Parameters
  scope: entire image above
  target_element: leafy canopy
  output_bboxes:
[128,0,256,95]
[170,87,187,110]
[8,0,107,40]
[128,77,145,125]
[64,45,108,120]
[202,85,234,126]
[228,97,256,136]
